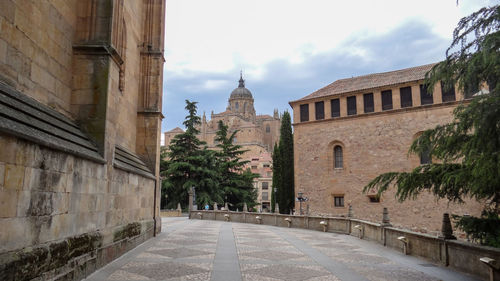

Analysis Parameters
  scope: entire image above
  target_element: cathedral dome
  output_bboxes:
[229,73,253,100]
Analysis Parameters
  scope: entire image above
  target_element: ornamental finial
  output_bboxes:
[238,70,245,88]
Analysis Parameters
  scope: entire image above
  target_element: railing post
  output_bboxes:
[480,257,500,281]
[381,207,392,245]
[438,213,456,266]
[188,188,194,218]
[347,205,353,234]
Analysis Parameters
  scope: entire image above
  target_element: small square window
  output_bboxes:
[300,104,309,122]
[347,96,357,116]
[441,81,456,102]
[420,148,431,165]
[382,90,393,110]
[334,196,344,207]
[363,93,374,113]
[262,182,269,190]
[315,101,325,120]
[331,99,340,117]
[420,84,433,105]
[400,86,412,108]
[262,192,269,200]
[367,195,380,203]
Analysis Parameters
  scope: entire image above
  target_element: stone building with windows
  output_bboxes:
[289,63,484,235]
[0,0,165,280]
[164,74,280,210]
[249,151,273,211]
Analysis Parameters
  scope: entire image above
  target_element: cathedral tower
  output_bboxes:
[227,72,256,120]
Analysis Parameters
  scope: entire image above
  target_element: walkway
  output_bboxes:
[84,217,479,281]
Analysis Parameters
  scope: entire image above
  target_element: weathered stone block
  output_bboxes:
[4,164,25,190]
[0,134,17,164]
[15,190,30,217]
[0,39,7,64]
[0,189,18,217]
[113,222,141,242]
[0,217,34,252]
[28,192,53,216]
[0,162,4,188]
[0,0,15,23]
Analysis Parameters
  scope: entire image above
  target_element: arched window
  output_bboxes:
[235,102,239,110]
[334,145,343,168]
[266,125,270,133]
[420,148,431,165]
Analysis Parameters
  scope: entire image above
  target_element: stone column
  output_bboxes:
[347,205,353,234]
[381,207,391,245]
[213,202,218,211]
[381,207,391,226]
[188,188,193,214]
[243,203,248,212]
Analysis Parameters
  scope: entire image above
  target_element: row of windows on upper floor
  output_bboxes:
[299,82,461,122]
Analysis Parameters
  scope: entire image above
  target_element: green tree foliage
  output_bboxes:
[271,142,281,213]
[364,5,500,246]
[214,120,258,210]
[162,100,221,209]
[277,111,295,214]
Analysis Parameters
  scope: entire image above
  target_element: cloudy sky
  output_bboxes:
[162,0,493,134]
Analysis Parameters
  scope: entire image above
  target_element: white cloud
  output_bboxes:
[162,0,492,131]
[165,0,487,78]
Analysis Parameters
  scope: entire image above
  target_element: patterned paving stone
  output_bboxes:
[312,243,360,250]
[160,238,214,245]
[350,263,442,281]
[242,250,306,261]
[111,262,210,280]
[238,240,289,248]
[242,264,333,281]
[148,247,212,259]
[85,218,478,281]
[328,252,391,265]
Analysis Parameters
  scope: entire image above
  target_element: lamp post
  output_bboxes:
[297,192,308,215]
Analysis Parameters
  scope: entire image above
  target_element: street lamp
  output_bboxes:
[297,192,308,215]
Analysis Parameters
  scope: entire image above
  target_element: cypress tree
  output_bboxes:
[271,142,281,212]
[278,111,294,214]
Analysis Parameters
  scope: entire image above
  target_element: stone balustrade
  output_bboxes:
[190,209,500,280]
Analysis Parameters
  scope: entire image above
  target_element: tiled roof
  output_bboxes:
[292,63,437,103]
[256,114,273,119]
[167,127,184,133]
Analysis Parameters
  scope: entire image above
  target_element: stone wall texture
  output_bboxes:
[0,0,165,280]
[291,77,484,236]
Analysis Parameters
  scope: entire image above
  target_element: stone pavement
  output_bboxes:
[84,217,480,281]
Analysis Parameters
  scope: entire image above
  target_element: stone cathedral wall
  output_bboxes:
[0,0,165,280]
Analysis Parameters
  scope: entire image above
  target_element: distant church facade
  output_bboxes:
[164,74,281,210]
